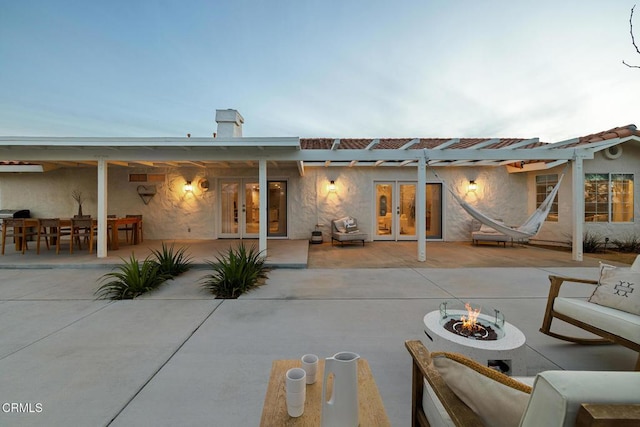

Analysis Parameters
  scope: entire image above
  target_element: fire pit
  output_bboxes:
[423,301,527,376]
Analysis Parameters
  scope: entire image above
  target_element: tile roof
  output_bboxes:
[558,124,639,148]
[300,124,638,151]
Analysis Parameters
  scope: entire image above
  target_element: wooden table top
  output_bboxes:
[260,358,390,427]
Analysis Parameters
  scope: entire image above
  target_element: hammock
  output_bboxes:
[438,168,566,240]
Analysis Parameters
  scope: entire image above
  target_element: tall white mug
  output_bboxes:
[285,367,306,417]
[301,354,319,384]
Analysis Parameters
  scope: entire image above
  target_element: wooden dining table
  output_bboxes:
[17,217,142,251]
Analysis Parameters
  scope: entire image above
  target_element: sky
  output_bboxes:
[1,1,639,142]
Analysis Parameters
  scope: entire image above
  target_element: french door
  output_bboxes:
[219,179,287,238]
[374,181,442,240]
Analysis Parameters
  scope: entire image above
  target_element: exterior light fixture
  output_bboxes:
[328,180,336,193]
[184,181,193,193]
[468,180,477,192]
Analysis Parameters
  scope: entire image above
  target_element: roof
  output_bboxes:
[0,124,638,172]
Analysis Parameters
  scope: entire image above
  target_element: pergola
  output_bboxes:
[0,133,632,261]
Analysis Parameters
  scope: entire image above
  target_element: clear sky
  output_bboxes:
[1,1,638,142]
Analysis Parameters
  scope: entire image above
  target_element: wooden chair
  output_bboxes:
[405,340,482,426]
[70,218,97,254]
[1,218,35,255]
[122,214,143,243]
[35,218,64,254]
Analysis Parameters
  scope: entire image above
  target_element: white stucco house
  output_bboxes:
[0,109,638,261]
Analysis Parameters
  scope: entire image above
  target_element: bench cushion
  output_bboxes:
[430,352,531,427]
[520,370,640,427]
[553,297,640,344]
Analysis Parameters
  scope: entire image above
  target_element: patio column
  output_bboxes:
[96,158,108,258]
[259,159,267,257]
[416,156,427,261]
[571,156,584,261]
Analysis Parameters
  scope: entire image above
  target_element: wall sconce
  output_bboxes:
[184,180,193,193]
[328,180,336,193]
[468,180,477,192]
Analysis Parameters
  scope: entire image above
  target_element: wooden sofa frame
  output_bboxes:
[540,275,640,371]
[406,339,640,426]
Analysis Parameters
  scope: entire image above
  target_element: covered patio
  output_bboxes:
[0,238,628,270]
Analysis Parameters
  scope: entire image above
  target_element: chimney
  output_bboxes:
[215,109,244,137]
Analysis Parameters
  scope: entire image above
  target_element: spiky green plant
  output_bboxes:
[95,254,171,300]
[201,243,269,299]
[150,242,193,277]
[582,231,603,253]
[612,233,640,253]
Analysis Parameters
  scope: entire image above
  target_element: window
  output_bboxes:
[584,173,634,222]
[535,174,558,222]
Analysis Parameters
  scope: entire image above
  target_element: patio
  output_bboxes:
[0,241,637,426]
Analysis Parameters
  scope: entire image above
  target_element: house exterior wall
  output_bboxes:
[1,142,637,244]
[530,141,640,244]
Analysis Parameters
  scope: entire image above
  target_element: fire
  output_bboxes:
[460,302,481,331]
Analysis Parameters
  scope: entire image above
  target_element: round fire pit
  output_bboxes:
[423,301,527,376]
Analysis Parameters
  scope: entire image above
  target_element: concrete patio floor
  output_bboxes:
[0,240,637,426]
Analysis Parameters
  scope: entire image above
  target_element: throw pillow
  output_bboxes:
[431,352,531,427]
[334,217,348,233]
[344,217,359,232]
[478,224,499,234]
[588,263,640,316]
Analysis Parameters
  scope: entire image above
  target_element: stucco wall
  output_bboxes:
[1,142,637,244]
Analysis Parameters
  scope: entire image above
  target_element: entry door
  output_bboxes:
[374,182,417,241]
[219,179,287,238]
[374,181,442,241]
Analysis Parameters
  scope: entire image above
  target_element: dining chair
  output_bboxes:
[1,218,34,255]
[36,218,62,254]
[70,218,97,254]
[123,214,143,244]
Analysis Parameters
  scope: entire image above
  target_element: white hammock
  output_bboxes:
[446,173,564,240]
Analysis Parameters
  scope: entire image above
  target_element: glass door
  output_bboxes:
[426,183,442,239]
[375,182,394,240]
[374,181,442,241]
[219,179,287,238]
[398,182,417,240]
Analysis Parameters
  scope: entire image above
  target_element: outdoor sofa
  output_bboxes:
[331,217,367,246]
[470,219,511,247]
[406,339,640,426]
[540,254,640,371]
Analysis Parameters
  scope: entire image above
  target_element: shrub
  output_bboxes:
[95,254,171,300]
[582,231,603,253]
[201,243,269,299]
[612,233,640,253]
[150,242,193,277]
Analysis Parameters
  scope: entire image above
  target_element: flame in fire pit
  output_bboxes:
[460,303,481,332]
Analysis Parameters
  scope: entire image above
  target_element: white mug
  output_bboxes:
[301,354,319,384]
[286,368,306,394]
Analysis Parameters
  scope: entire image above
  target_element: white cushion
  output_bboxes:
[632,254,640,272]
[588,263,640,315]
[478,224,500,234]
[333,217,348,233]
[344,217,359,232]
[520,370,640,427]
[553,297,640,344]
[431,352,532,427]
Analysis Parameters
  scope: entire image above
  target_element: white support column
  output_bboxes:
[416,156,427,261]
[571,157,584,261]
[259,159,268,257]
[97,158,108,258]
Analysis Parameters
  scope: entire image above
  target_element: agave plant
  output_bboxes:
[95,254,171,300]
[201,243,269,299]
[150,242,193,277]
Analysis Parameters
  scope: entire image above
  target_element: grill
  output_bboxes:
[0,209,31,219]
